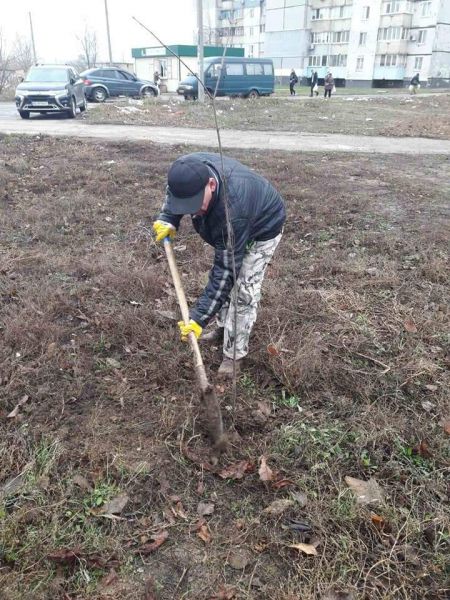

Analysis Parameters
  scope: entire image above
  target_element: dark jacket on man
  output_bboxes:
[311,71,318,86]
[158,152,286,327]
[410,73,420,86]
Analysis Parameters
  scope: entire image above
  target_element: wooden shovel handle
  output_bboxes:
[163,238,205,373]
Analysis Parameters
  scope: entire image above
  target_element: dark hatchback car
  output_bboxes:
[15,65,86,119]
[80,67,159,102]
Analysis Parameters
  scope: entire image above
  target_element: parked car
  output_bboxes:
[177,57,275,100]
[80,67,159,102]
[15,65,86,119]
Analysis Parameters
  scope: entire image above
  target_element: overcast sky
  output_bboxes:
[1,0,199,64]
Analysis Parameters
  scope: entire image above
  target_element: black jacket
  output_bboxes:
[311,72,318,85]
[158,152,286,327]
[410,74,420,86]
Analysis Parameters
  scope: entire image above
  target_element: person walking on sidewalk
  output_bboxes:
[289,69,298,96]
[310,70,319,97]
[153,153,286,379]
[324,72,334,99]
[409,73,420,94]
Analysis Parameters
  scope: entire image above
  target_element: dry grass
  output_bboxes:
[0,135,449,599]
[84,93,450,139]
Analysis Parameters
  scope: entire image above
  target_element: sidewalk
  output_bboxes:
[1,119,449,154]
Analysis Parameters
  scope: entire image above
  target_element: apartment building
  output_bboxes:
[208,0,267,58]
[262,0,450,86]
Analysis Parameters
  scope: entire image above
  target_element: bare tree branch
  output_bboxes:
[77,27,98,69]
[0,31,13,94]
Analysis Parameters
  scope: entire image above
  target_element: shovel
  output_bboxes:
[163,238,227,451]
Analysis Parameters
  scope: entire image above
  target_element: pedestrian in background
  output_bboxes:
[310,70,319,97]
[409,73,420,94]
[289,69,298,96]
[324,72,334,99]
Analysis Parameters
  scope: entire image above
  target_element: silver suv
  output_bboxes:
[15,65,86,119]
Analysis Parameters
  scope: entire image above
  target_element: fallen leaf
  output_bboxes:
[290,490,308,507]
[345,476,383,505]
[172,501,188,520]
[288,542,318,556]
[258,455,274,482]
[228,547,253,570]
[135,530,168,555]
[421,400,435,412]
[443,420,450,435]
[196,523,211,543]
[404,318,417,333]
[371,513,387,531]
[197,501,215,516]
[412,440,432,459]
[272,478,295,490]
[47,549,120,569]
[424,384,438,392]
[263,498,294,516]
[267,343,280,355]
[100,494,129,515]
[218,460,253,480]
[7,395,29,418]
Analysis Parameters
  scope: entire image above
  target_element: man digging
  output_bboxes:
[153,153,286,379]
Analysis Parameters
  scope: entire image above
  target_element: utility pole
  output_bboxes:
[104,0,113,66]
[29,12,37,64]
[197,0,205,102]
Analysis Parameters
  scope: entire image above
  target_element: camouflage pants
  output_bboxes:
[216,233,282,360]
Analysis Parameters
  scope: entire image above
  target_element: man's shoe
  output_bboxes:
[200,327,224,344]
[217,357,242,379]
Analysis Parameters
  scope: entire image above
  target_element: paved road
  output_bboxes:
[1,102,449,154]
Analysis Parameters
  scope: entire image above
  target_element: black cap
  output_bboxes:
[166,157,211,215]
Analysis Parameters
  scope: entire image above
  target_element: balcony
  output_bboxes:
[373,65,406,80]
[377,40,409,54]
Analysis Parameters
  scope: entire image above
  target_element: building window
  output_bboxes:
[312,9,322,20]
[322,55,328,66]
[260,24,265,33]
[384,1,400,14]
[308,55,321,67]
[405,1,414,12]
[379,54,406,67]
[362,6,370,20]
[356,56,364,71]
[250,8,254,18]
[415,56,423,69]
[249,27,254,37]
[421,2,432,17]
[249,45,254,57]
[378,27,409,41]
[359,32,367,46]
[332,31,350,43]
[329,54,347,67]
[418,30,427,44]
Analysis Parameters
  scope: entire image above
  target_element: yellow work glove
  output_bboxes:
[152,220,176,243]
[178,319,202,342]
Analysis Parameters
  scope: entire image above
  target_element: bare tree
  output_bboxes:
[77,27,98,68]
[11,37,34,72]
[0,30,12,93]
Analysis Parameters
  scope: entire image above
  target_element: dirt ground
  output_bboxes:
[84,93,450,139]
[0,135,449,600]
